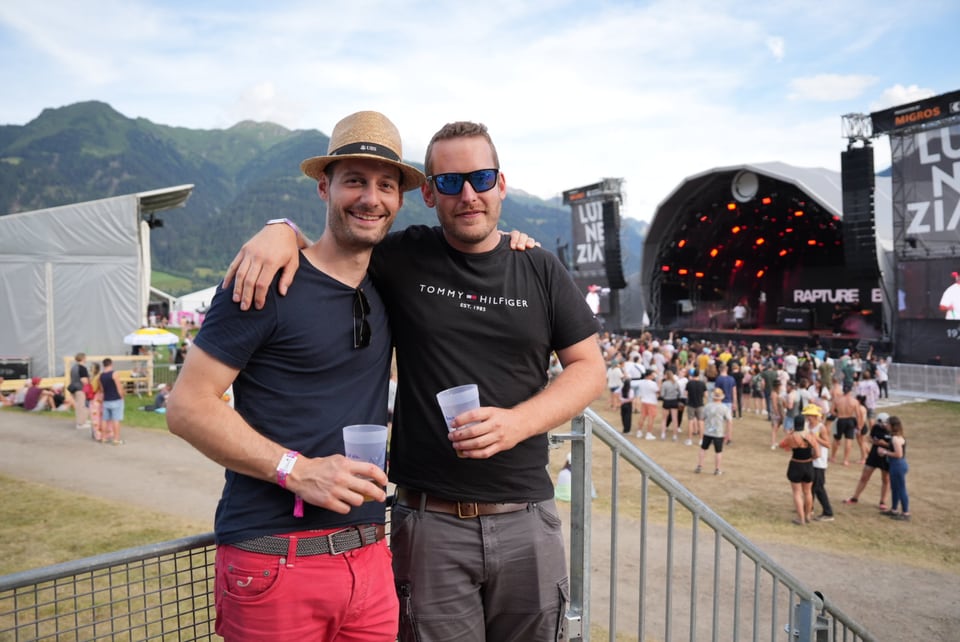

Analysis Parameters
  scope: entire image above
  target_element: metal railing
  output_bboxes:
[888,362,960,401]
[0,409,875,641]
[0,535,216,641]
[558,408,874,641]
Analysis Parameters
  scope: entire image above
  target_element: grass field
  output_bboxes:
[2,396,957,579]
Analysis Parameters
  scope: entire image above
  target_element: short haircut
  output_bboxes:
[424,121,499,176]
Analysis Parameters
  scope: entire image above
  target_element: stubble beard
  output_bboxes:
[329,204,395,251]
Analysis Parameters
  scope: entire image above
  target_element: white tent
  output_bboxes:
[0,185,193,377]
[172,284,221,326]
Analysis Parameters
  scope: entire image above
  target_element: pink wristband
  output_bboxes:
[276,450,304,518]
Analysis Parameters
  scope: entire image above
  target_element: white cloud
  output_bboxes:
[766,36,785,61]
[870,84,937,112]
[788,74,879,102]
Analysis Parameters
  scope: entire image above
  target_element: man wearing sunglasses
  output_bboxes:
[166,111,424,642]
[227,121,606,642]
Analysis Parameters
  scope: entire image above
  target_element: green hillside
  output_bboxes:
[0,101,646,292]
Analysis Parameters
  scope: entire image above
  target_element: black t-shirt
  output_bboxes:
[194,256,390,545]
[371,227,598,502]
[686,379,707,408]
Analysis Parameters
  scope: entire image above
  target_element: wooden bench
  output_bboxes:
[0,377,66,393]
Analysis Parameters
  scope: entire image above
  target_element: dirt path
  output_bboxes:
[1,410,957,640]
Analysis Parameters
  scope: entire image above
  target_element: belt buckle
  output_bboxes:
[456,501,479,519]
[325,528,351,555]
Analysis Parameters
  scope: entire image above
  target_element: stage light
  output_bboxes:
[807,239,817,246]
[695,272,705,278]
[755,237,765,245]
[761,197,772,205]
[779,249,788,257]
[785,227,794,233]
[678,239,687,248]
[700,215,709,222]
[727,202,737,211]
[709,248,719,258]
[794,210,804,217]
[662,265,671,272]
[731,226,742,234]
[756,269,765,278]
[678,268,689,275]
[734,259,743,268]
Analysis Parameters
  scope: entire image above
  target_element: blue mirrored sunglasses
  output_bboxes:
[428,169,499,196]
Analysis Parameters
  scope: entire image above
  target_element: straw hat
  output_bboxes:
[711,388,726,400]
[801,404,823,416]
[300,111,426,191]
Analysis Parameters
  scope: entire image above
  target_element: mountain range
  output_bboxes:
[0,101,646,294]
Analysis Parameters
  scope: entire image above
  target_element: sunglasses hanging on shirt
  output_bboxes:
[353,288,371,350]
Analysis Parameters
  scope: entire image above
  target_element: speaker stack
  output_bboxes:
[840,146,879,277]
[602,199,626,289]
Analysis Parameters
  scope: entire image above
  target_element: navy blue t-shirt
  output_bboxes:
[194,253,390,545]
[371,226,599,503]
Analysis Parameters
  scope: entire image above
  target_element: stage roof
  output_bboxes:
[640,161,892,328]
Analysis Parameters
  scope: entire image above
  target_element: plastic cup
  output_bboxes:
[436,384,479,457]
[343,424,388,500]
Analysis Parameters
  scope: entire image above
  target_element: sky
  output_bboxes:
[1,0,959,222]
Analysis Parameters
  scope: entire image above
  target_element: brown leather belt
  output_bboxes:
[231,524,385,556]
[396,488,530,519]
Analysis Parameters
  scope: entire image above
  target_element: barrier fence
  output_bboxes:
[1,410,877,641]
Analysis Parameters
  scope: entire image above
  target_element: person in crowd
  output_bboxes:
[684,368,707,446]
[875,355,890,399]
[50,383,74,411]
[221,119,605,641]
[695,388,732,475]
[714,362,737,419]
[22,377,56,411]
[86,362,103,441]
[748,364,765,415]
[779,407,821,525]
[730,361,744,419]
[67,352,91,430]
[97,358,125,444]
[854,391,869,464]
[830,383,859,466]
[878,416,910,521]
[0,377,12,406]
[554,452,596,502]
[856,369,880,428]
[637,369,660,440]
[659,368,681,440]
[805,404,834,522]
[606,359,624,409]
[150,383,169,412]
[618,376,635,435]
[624,354,645,413]
[843,412,892,510]
[665,365,688,437]
[168,111,421,641]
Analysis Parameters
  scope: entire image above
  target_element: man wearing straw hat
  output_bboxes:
[167,111,425,641]
[226,120,606,641]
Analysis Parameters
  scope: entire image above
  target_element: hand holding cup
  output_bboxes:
[436,384,480,457]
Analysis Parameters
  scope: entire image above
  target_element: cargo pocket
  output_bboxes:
[397,581,422,642]
[554,577,570,642]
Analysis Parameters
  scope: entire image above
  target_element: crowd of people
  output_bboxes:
[2,352,135,445]
[594,331,909,524]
